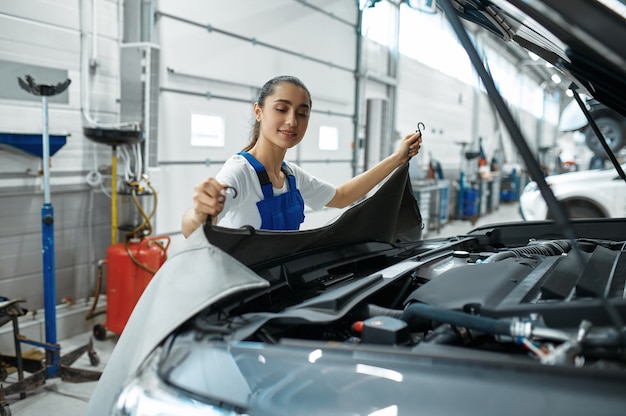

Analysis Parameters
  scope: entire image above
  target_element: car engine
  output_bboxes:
[190,219,626,371]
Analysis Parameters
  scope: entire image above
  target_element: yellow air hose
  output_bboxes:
[111,145,118,244]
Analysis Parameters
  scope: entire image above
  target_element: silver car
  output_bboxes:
[88,1,626,415]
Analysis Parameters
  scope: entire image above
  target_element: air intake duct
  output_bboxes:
[483,239,572,263]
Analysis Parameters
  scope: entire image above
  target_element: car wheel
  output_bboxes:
[547,201,604,219]
[584,114,625,156]
[566,202,604,219]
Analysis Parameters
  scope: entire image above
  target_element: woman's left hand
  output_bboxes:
[396,131,422,164]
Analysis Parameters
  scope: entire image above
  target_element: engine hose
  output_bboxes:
[481,251,517,263]
[483,239,572,263]
[365,304,404,319]
[423,324,465,345]
[401,302,511,335]
[520,240,572,256]
[582,331,626,348]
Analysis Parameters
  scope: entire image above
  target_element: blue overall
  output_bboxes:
[239,152,305,230]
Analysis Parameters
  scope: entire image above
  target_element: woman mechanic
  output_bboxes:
[181,75,422,237]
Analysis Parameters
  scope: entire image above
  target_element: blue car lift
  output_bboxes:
[5,76,102,394]
[17,74,71,378]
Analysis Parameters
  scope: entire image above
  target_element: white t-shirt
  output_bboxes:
[215,154,337,229]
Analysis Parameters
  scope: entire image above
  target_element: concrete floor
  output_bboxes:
[7,201,522,416]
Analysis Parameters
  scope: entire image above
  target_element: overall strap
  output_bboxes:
[239,152,294,198]
[281,163,298,190]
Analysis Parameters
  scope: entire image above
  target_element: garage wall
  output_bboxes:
[396,56,475,168]
[0,0,559,316]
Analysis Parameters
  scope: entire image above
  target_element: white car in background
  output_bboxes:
[520,165,626,220]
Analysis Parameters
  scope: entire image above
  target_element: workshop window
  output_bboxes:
[191,114,225,147]
[319,126,339,150]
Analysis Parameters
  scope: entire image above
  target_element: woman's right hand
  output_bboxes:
[192,177,230,221]
[182,177,230,237]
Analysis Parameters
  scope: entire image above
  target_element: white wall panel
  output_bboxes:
[0,16,79,68]
[156,0,356,69]
[157,18,355,113]
[157,0,356,26]
[94,0,121,40]
[0,0,79,31]
[397,55,475,169]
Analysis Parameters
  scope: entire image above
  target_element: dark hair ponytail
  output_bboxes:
[242,75,312,152]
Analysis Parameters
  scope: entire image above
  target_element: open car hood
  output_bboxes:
[203,163,423,267]
[452,0,626,118]
[86,163,421,414]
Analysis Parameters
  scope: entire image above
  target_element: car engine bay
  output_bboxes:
[187,219,626,372]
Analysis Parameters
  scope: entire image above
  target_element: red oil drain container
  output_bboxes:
[93,235,170,340]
